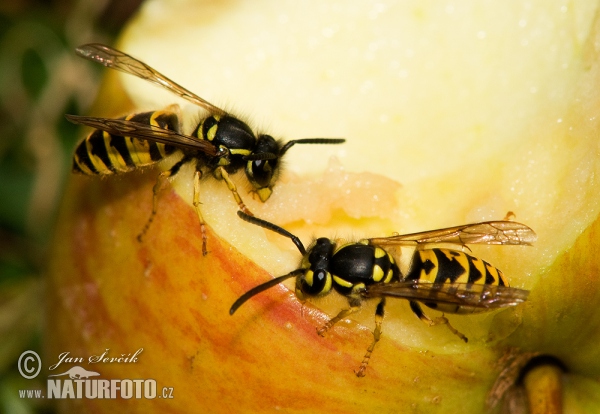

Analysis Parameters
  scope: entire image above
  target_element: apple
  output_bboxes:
[47,0,600,412]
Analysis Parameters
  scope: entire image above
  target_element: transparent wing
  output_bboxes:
[66,114,219,156]
[368,221,536,248]
[76,43,227,117]
[364,281,529,309]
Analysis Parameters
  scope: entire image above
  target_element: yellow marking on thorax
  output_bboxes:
[374,247,386,259]
[371,265,385,283]
[382,267,395,284]
[350,283,367,295]
[333,275,353,289]
[230,148,252,156]
[206,124,218,141]
[372,247,389,282]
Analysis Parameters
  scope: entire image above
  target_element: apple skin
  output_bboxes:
[47,172,518,413]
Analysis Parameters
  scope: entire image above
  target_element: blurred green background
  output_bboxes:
[0,0,141,412]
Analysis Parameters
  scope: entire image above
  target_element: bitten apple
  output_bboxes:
[48,0,600,412]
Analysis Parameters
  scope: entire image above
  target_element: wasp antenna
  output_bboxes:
[230,270,303,315]
[237,211,306,255]
[243,153,278,161]
[279,138,346,156]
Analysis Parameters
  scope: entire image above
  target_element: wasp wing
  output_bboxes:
[75,43,227,117]
[364,281,529,309]
[368,221,536,248]
[66,114,219,156]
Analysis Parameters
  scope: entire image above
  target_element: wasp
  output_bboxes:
[230,211,536,376]
[66,44,345,254]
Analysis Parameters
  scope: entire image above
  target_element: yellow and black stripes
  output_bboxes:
[406,248,508,314]
[72,110,178,175]
[406,248,507,287]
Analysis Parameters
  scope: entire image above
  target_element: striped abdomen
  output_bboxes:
[72,110,179,175]
[406,248,508,314]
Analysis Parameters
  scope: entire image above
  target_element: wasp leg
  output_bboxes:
[191,169,210,256]
[356,298,385,377]
[317,297,361,336]
[138,158,189,243]
[215,166,254,216]
[409,301,468,343]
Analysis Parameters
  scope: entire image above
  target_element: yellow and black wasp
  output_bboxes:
[66,44,345,254]
[230,211,536,376]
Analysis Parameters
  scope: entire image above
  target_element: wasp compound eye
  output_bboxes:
[298,268,332,296]
[246,134,279,200]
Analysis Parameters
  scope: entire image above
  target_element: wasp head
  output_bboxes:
[245,134,281,201]
[296,238,335,300]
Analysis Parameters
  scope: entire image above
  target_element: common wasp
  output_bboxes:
[231,211,536,376]
[66,44,345,254]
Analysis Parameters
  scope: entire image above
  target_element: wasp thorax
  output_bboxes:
[246,134,280,201]
[198,115,256,158]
